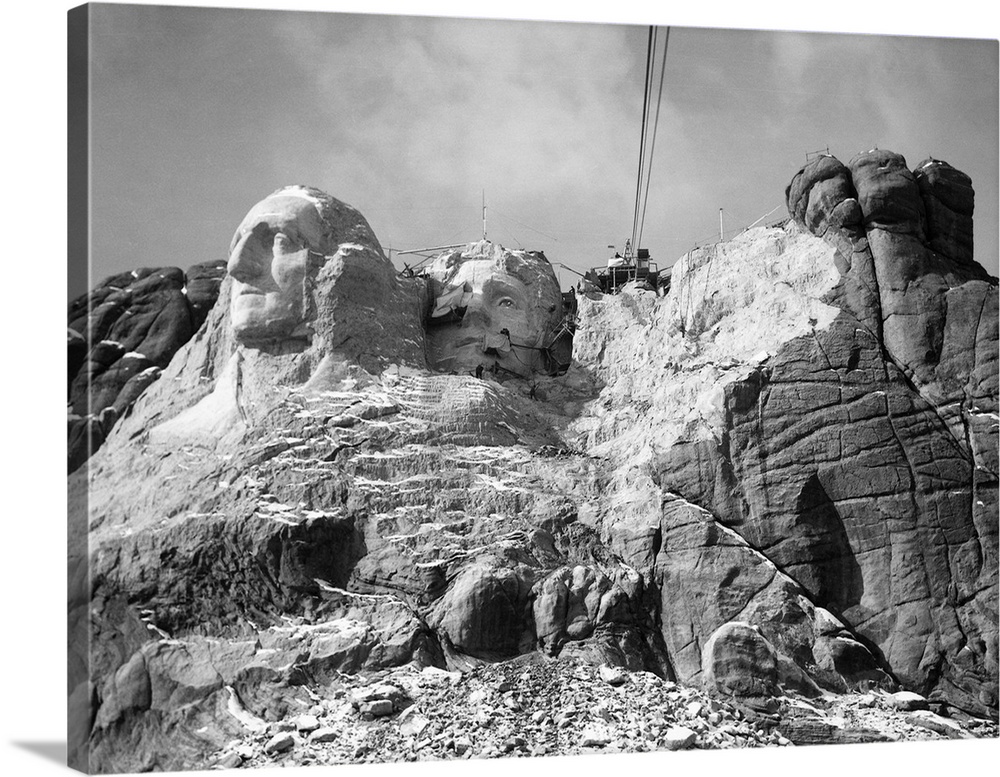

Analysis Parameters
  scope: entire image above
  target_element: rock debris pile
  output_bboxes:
[209,657,995,769]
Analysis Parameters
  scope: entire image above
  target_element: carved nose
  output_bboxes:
[461,301,492,330]
[227,231,267,282]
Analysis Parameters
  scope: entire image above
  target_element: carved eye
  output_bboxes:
[497,298,516,309]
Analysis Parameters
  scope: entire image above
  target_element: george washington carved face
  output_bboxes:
[227,190,327,343]
[424,242,564,377]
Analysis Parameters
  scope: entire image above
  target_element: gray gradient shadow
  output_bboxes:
[12,741,67,766]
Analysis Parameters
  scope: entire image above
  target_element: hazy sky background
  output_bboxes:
[81,1,999,298]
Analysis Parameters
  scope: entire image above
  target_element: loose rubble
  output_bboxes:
[206,658,996,769]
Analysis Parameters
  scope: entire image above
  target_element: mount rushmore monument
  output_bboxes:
[67,149,997,772]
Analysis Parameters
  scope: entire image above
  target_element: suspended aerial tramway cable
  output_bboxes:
[630,25,671,257]
[637,26,670,254]
[630,26,655,259]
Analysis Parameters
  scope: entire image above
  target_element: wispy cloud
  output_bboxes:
[267,14,642,252]
[84,6,999,291]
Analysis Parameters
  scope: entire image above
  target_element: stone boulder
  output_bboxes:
[784,153,860,236]
[701,621,779,700]
[427,560,535,660]
[914,157,975,264]
[847,149,927,233]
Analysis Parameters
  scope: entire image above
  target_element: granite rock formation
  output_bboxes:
[69,159,997,772]
[67,260,227,472]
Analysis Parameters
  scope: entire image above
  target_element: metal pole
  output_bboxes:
[482,191,487,240]
[719,208,724,241]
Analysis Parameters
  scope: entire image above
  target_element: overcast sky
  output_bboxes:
[78,1,999,298]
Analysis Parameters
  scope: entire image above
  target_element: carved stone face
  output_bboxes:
[426,246,562,377]
[227,194,326,343]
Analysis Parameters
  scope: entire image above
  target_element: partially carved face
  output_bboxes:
[426,247,563,377]
[227,194,326,343]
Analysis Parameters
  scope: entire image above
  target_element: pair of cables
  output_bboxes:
[630,25,671,258]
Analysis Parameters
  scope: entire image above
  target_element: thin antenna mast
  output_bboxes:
[482,191,487,240]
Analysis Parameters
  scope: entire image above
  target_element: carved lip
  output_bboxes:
[453,336,486,349]
[233,286,265,298]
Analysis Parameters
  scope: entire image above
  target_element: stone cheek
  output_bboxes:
[229,260,309,343]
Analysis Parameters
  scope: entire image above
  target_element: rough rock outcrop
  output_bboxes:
[781,151,996,712]
[566,153,996,719]
[646,150,997,716]
[67,260,226,471]
[655,496,892,698]
[70,156,997,772]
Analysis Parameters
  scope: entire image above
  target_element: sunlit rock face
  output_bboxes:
[228,191,324,343]
[423,241,565,378]
[227,185,408,353]
[657,149,999,717]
